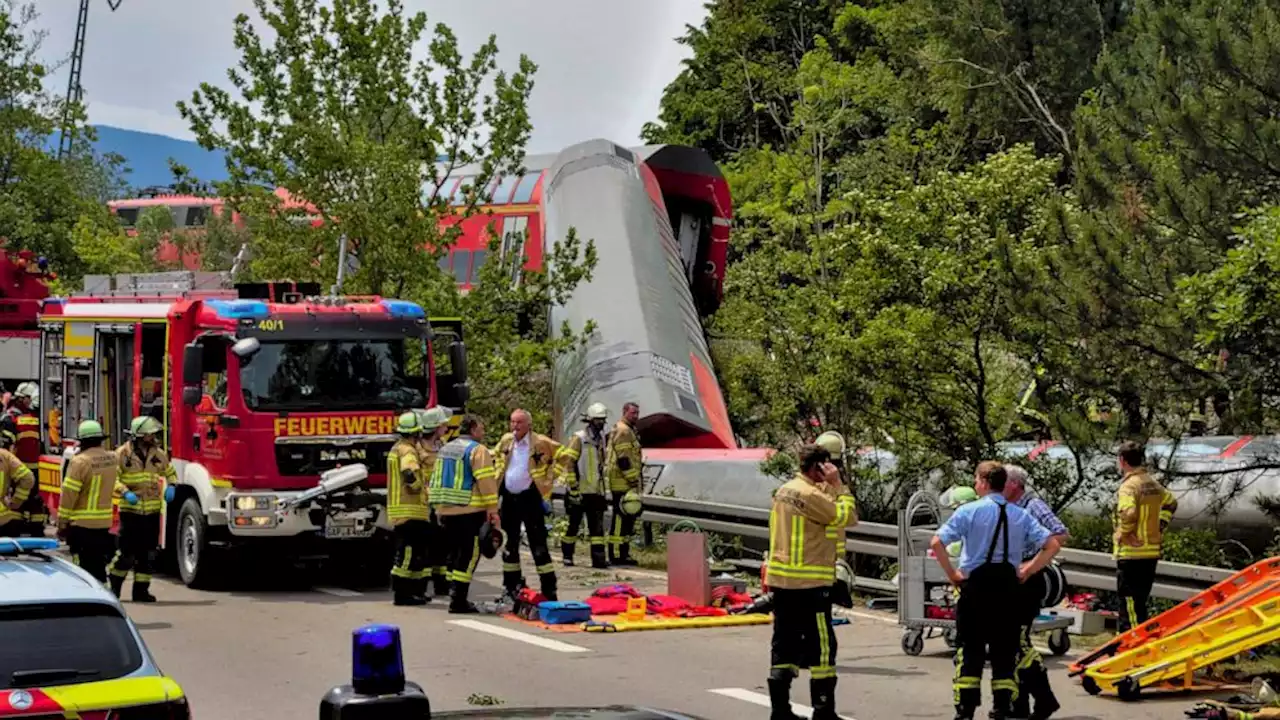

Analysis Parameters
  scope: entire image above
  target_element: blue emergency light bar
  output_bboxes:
[351,624,405,696]
[0,537,58,554]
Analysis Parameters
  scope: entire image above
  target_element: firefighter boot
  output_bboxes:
[448,582,479,614]
[767,671,801,720]
[561,540,575,567]
[590,543,608,569]
[432,572,451,599]
[810,677,838,720]
[1025,667,1059,720]
[109,575,124,599]
[540,571,558,603]
[132,582,157,604]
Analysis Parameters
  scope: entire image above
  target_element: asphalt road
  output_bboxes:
[120,554,1201,720]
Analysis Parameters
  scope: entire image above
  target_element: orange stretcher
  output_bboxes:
[1071,556,1280,675]
[1081,593,1280,699]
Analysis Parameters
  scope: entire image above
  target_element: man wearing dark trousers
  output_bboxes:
[1113,440,1177,633]
[931,462,1062,720]
[58,420,122,583]
[493,409,565,601]
[765,444,856,720]
[560,402,610,569]
[430,415,498,614]
[605,402,642,566]
[0,433,34,537]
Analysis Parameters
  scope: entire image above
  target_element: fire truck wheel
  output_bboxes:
[176,497,223,589]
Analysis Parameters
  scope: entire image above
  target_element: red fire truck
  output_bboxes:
[0,245,53,394]
[34,272,468,588]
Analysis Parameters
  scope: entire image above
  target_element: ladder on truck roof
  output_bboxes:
[78,272,320,303]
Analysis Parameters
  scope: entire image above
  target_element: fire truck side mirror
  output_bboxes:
[181,344,203,386]
[449,342,468,385]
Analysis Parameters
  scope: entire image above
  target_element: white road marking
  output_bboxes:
[840,609,894,624]
[315,587,363,597]
[709,688,856,720]
[449,619,590,653]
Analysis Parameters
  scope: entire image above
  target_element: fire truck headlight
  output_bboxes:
[234,495,274,511]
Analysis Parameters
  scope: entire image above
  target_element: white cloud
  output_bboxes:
[34,0,706,151]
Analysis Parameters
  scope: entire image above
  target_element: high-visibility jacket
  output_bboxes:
[387,439,429,526]
[605,420,641,493]
[47,409,60,448]
[430,436,498,516]
[561,428,606,495]
[0,448,34,525]
[1113,469,1177,560]
[493,432,565,499]
[59,446,124,530]
[116,442,175,516]
[766,474,856,590]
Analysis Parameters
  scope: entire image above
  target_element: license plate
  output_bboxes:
[323,515,374,539]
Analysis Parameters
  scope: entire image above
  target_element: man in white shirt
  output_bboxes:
[492,409,566,600]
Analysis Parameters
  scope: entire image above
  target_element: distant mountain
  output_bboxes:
[88,125,229,190]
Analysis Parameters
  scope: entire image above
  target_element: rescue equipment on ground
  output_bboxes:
[538,600,592,625]
[512,587,547,621]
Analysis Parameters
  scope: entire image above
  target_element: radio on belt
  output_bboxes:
[319,624,431,719]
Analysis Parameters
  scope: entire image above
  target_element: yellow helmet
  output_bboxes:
[815,431,846,457]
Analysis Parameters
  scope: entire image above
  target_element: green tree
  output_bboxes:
[0,1,126,280]
[177,0,595,423]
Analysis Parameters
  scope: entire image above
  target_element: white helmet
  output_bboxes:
[585,402,608,420]
[14,382,37,400]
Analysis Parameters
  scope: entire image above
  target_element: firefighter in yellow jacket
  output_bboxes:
[766,444,857,720]
[415,406,452,598]
[560,402,610,569]
[0,429,35,537]
[108,416,176,602]
[58,420,122,583]
[493,408,566,600]
[431,414,499,614]
[605,401,642,566]
[1113,440,1178,632]
[388,411,434,606]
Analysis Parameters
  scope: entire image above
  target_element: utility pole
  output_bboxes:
[58,0,123,159]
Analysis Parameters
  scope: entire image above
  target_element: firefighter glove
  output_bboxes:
[542,499,553,516]
[124,491,139,505]
[164,485,176,503]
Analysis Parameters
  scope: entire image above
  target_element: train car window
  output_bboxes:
[115,208,139,227]
[470,250,488,283]
[450,176,474,206]
[491,175,520,204]
[511,173,539,204]
[451,250,472,283]
[185,206,208,227]
[437,254,450,272]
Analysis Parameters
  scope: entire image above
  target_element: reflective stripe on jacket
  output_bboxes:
[561,429,606,495]
[387,439,429,525]
[0,448,34,524]
[60,446,122,529]
[1113,468,1177,559]
[115,441,174,515]
[767,475,856,590]
[605,420,641,493]
[493,432,566,499]
[431,437,498,515]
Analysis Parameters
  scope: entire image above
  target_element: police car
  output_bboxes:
[0,537,189,718]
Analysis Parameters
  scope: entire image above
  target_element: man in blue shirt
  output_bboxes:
[930,462,1063,720]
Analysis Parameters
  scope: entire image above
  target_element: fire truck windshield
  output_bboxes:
[239,339,424,411]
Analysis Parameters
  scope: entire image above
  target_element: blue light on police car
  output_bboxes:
[0,537,58,553]
[351,624,405,696]
[207,299,270,320]
[380,299,425,320]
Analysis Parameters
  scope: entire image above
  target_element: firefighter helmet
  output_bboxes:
[77,419,106,441]
[947,486,978,509]
[395,412,422,435]
[13,382,36,400]
[478,520,506,559]
[584,402,608,421]
[421,406,451,430]
[129,415,163,438]
[815,431,846,458]
[619,489,643,517]
[0,428,13,448]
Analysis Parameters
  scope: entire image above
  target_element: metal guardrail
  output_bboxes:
[634,495,1234,602]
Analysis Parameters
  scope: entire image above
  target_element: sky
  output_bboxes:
[35,0,707,153]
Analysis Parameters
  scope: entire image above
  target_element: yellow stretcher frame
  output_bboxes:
[583,613,773,633]
[1083,594,1280,700]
